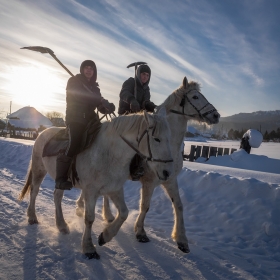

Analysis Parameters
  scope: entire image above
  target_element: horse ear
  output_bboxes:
[157,107,167,118]
[183,77,188,89]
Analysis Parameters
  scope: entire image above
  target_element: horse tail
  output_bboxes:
[18,160,32,201]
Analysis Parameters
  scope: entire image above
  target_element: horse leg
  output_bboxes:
[53,189,69,234]
[161,179,190,253]
[75,190,84,217]
[27,162,47,225]
[98,188,128,246]
[102,195,115,223]
[134,182,155,243]
[82,189,99,259]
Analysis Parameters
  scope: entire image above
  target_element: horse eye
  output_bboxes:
[193,96,198,99]
[153,138,161,143]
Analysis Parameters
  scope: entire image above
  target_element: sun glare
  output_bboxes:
[8,65,64,111]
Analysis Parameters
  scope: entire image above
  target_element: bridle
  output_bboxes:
[120,120,173,163]
[169,89,217,120]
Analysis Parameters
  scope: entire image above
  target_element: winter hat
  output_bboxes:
[80,60,97,81]
[139,64,151,75]
[136,64,151,86]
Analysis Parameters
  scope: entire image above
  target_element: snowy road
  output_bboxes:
[0,138,280,279]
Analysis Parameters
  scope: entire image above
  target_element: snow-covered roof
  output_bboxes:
[7,106,53,129]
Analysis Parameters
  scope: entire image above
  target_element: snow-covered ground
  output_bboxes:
[0,137,280,279]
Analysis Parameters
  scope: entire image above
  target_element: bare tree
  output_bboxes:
[45,111,64,120]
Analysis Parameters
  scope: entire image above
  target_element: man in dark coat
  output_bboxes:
[118,64,156,115]
[55,60,115,190]
[118,64,156,180]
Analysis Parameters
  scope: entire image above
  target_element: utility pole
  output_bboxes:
[10,101,12,114]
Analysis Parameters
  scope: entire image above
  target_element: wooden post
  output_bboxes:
[209,147,218,157]
[201,146,210,159]
[189,145,196,162]
[195,145,202,160]
[217,147,223,156]
[223,148,230,155]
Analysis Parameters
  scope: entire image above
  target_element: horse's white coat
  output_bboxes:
[100,77,220,253]
[19,109,174,258]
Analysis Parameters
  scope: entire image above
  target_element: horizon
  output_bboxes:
[1,0,280,118]
[2,105,280,121]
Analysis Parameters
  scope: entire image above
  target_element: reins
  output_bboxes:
[120,119,173,163]
[169,89,217,120]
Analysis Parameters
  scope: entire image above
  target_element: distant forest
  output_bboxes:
[226,128,280,142]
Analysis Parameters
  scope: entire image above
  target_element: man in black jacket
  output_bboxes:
[118,64,156,180]
[118,64,156,115]
[55,60,115,190]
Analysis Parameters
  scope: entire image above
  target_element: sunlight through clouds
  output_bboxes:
[0,0,279,117]
[6,64,65,112]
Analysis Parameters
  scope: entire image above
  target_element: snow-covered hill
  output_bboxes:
[7,106,53,129]
[0,137,280,279]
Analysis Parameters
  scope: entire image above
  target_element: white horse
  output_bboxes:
[19,109,174,259]
[83,76,220,254]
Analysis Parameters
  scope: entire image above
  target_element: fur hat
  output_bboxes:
[136,64,151,86]
[80,60,97,82]
[138,64,151,75]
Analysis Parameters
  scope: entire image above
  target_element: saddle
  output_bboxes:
[42,117,102,157]
[42,116,144,183]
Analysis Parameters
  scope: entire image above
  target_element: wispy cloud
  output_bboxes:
[0,0,279,117]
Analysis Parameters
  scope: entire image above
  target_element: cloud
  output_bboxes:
[241,65,264,86]
[0,0,279,117]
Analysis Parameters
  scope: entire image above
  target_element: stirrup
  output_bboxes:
[131,167,145,181]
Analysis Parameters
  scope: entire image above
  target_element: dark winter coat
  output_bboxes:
[118,77,151,115]
[65,74,102,125]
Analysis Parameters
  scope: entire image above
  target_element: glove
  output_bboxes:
[98,99,115,114]
[130,99,140,113]
[144,101,157,112]
[107,103,115,114]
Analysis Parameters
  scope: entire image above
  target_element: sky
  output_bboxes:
[0,137,280,279]
[0,0,280,119]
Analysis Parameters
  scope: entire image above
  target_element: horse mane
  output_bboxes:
[100,112,144,136]
[159,80,201,111]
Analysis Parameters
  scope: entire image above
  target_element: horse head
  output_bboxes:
[168,77,220,125]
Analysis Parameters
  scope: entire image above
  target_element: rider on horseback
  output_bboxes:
[118,63,157,180]
[55,60,115,190]
[118,64,156,115]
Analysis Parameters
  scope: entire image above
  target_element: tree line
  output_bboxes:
[227,128,280,141]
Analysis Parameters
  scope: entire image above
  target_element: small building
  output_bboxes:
[7,106,53,130]
[6,106,53,139]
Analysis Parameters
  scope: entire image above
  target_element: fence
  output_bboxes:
[8,130,38,140]
[184,145,237,162]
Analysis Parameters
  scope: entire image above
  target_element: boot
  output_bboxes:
[55,154,73,190]
[130,154,144,181]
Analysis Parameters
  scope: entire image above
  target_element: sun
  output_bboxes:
[7,64,65,111]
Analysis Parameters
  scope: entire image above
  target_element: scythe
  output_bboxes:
[127,61,147,100]
[21,46,116,118]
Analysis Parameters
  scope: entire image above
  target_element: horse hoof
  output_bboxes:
[136,234,150,243]
[177,242,190,253]
[60,228,70,235]
[28,219,38,225]
[85,252,100,260]
[98,232,106,246]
